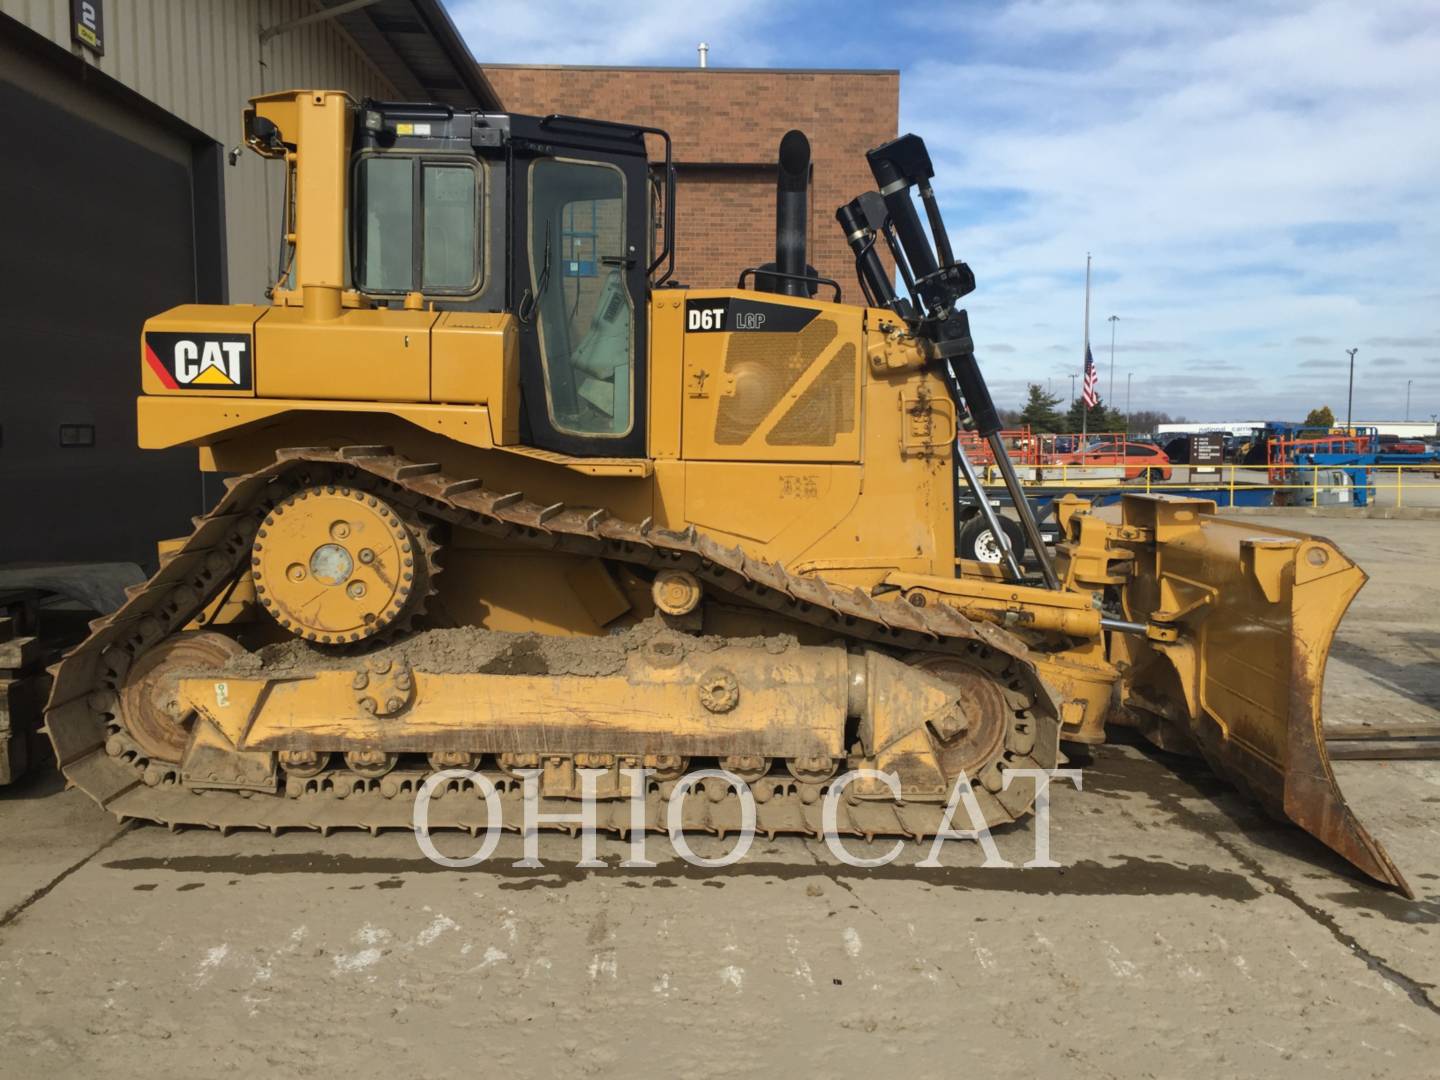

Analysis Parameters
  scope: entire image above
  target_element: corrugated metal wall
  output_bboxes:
[0,0,398,301]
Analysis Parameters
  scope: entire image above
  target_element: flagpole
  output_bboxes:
[1082,254,1091,444]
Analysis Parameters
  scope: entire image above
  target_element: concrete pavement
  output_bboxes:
[1,514,1435,1078]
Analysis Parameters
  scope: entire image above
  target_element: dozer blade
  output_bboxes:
[1110,496,1411,897]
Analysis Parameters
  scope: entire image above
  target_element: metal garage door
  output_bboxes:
[0,75,205,568]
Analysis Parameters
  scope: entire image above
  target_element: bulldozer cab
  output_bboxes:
[350,103,656,458]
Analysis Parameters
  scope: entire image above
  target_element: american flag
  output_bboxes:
[1081,344,1100,407]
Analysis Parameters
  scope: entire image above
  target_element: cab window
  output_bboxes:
[355,156,481,294]
[527,158,633,437]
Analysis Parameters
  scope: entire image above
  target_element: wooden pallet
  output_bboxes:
[0,596,54,785]
[1,672,51,784]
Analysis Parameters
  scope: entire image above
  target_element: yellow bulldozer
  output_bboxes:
[43,89,1407,895]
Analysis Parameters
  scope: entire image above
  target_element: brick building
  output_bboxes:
[482,64,900,301]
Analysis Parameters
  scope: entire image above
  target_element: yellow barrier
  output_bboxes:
[977,461,1440,509]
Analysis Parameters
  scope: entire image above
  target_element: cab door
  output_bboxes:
[510,124,650,457]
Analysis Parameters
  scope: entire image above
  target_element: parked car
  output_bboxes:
[1378,434,1428,454]
[1053,440,1173,481]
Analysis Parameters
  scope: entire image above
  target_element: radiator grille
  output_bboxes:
[767,344,857,446]
[714,319,840,445]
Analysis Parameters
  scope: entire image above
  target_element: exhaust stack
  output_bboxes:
[768,129,811,297]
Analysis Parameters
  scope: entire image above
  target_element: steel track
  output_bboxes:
[44,446,1060,837]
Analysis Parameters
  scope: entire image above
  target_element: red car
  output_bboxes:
[1379,435,1428,454]
[1052,440,1173,481]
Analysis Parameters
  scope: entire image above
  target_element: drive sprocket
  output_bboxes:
[251,486,438,645]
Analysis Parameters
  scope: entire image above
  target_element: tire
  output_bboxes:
[958,514,1026,566]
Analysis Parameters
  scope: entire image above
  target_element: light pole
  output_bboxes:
[1406,379,1412,422]
[1345,348,1357,433]
[1126,372,1132,433]
[1107,314,1119,406]
[1069,373,1076,408]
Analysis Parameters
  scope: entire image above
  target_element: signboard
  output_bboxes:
[1190,433,1225,472]
[70,0,104,56]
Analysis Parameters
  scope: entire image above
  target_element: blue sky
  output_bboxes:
[450,0,1440,422]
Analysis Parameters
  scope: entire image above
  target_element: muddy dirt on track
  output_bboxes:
[224,617,803,678]
[0,514,1437,1079]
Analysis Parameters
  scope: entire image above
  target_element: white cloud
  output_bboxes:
[447,0,1440,420]
[899,1,1440,418]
